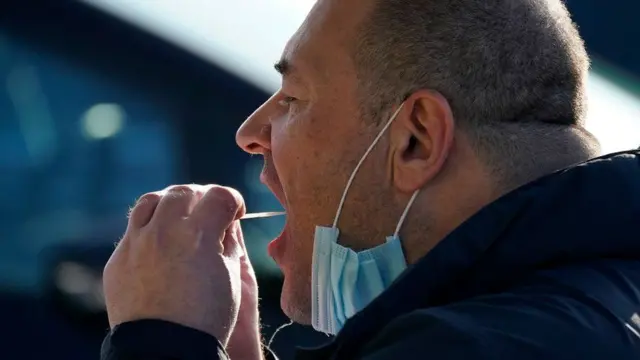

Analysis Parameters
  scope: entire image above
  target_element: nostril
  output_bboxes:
[236,120,271,154]
[246,143,261,153]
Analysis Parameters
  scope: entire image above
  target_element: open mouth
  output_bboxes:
[259,156,289,260]
[259,154,288,211]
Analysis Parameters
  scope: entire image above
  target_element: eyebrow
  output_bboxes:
[274,58,293,77]
[275,57,308,86]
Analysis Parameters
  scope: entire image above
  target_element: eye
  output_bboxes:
[278,96,298,107]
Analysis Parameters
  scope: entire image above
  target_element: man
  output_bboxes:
[101,0,640,359]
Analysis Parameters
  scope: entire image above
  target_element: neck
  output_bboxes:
[401,126,600,265]
[481,124,601,194]
[401,140,497,264]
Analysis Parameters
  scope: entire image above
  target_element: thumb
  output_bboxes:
[234,223,257,283]
[233,221,249,258]
[222,221,244,260]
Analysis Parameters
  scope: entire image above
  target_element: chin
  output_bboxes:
[280,274,313,325]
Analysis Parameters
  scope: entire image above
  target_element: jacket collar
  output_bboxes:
[299,150,640,358]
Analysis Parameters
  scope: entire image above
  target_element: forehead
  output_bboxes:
[280,0,372,81]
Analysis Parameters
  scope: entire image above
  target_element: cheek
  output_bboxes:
[270,112,336,194]
[270,111,347,231]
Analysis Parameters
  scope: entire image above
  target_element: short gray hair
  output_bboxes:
[353,0,599,189]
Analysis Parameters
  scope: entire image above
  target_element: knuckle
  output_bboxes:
[128,192,161,226]
[195,186,245,220]
[166,184,196,197]
[130,193,160,215]
[204,186,242,210]
[136,192,162,206]
[157,185,198,207]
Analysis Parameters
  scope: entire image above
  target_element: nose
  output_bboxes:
[236,95,276,155]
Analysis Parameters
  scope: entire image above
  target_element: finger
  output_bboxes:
[128,192,162,229]
[153,185,201,224]
[191,185,246,229]
[233,221,249,259]
[191,186,246,251]
[234,222,256,278]
[222,221,243,260]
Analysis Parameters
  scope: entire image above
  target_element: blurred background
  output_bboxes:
[0,0,638,359]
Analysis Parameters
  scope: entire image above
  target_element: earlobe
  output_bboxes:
[391,90,455,193]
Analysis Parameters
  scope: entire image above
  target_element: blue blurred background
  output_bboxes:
[0,0,638,359]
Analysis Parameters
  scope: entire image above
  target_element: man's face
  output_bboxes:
[236,0,402,324]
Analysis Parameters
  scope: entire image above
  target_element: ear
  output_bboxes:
[389,90,455,193]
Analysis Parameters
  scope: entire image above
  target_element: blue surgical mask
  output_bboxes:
[311,103,420,335]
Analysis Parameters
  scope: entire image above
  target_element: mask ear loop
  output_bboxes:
[393,190,420,237]
[264,320,294,359]
[332,103,406,228]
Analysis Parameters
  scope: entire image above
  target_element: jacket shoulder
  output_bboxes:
[357,279,640,359]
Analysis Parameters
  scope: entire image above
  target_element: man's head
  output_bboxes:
[236,0,599,324]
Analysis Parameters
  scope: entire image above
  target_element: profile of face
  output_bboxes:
[236,0,457,324]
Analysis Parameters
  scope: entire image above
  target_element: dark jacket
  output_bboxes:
[101,150,640,359]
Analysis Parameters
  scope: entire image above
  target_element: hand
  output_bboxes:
[227,223,264,360]
[103,184,246,345]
